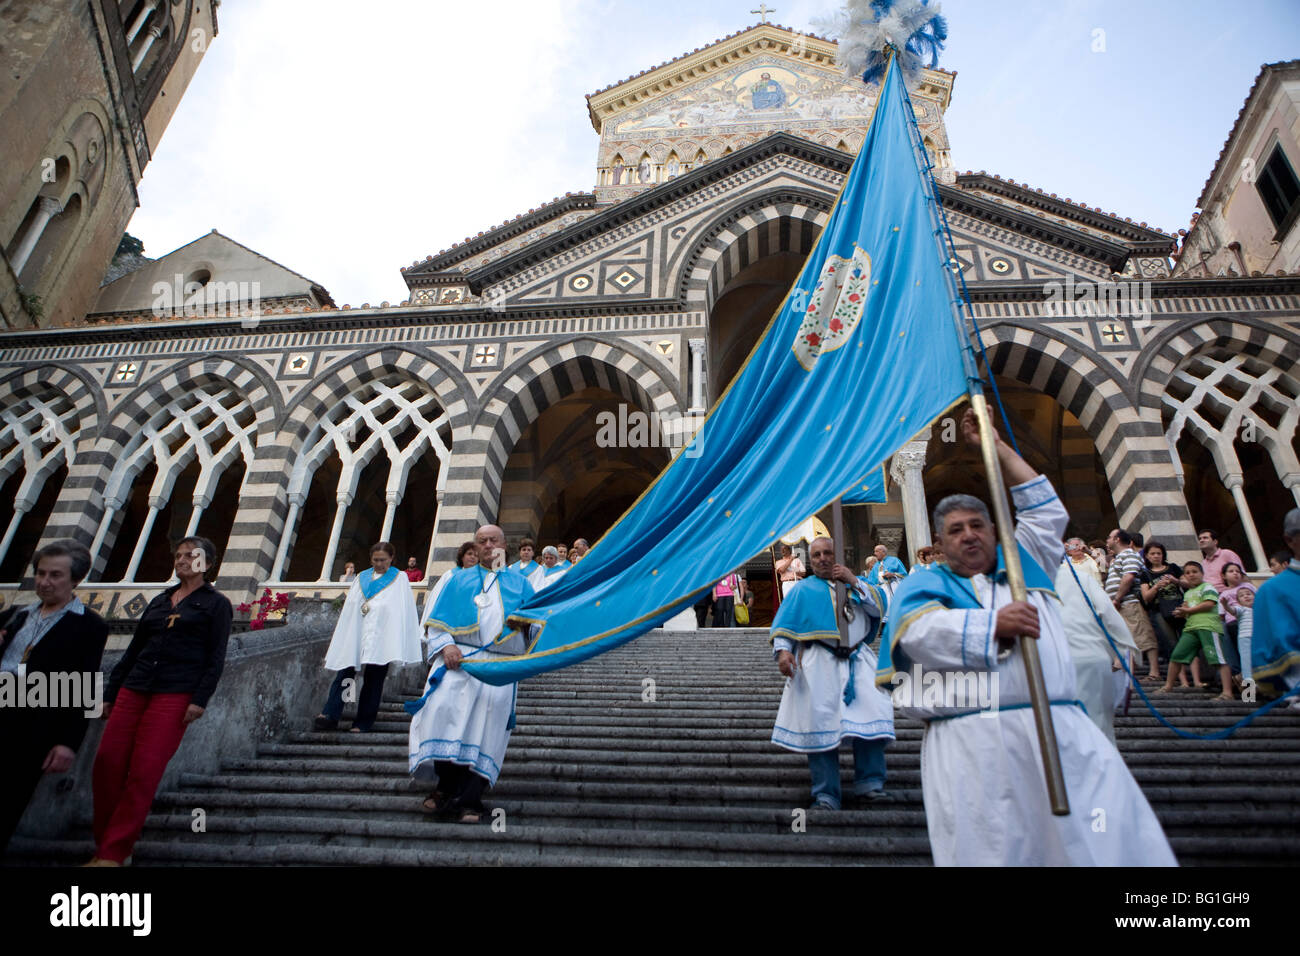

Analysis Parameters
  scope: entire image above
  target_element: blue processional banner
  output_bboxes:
[464,58,970,685]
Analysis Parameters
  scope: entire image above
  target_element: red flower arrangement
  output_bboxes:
[237,588,291,630]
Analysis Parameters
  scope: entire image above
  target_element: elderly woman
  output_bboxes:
[0,540,108,853]
[89,536,232,866]
[529,546,568,592]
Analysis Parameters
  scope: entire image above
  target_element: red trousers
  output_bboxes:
[92,689,191,863]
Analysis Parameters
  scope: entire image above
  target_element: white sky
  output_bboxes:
[126,0,1300,306]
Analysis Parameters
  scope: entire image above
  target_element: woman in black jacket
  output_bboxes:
[88,536,231,866]
[0,540,108,853]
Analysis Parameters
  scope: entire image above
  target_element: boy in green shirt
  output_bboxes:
[1160,561,1234,701]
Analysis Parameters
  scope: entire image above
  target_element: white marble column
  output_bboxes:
[380,490,401,542]
[318,492,353,583]
[268,493,304,581]
[125,0,157,43]
[122,495,167,582]
[687,338,706,412]
[889,440,931,560]
[0,501,31,570]
[132,23,164,72]
[1283,472,1300,508]
[182,494,210,538]
[1224,474,1268,572]
[10,196,62,276]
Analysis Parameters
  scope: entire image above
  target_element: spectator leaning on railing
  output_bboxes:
[0,540,108,855]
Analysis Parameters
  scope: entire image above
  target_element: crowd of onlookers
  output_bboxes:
[3,511,1296,861]
[338,537,596,592]
[684,521,1297,702]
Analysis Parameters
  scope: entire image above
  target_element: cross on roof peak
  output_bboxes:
[751,4,775,23]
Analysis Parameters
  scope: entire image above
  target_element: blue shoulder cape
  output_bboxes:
[866,556,906,585]
[512,559,539,577]
[1251,565,1300,680]
[876,542,1057,686]
[359,566,401,599]
[771,575,886,644]
[424,565,533,642]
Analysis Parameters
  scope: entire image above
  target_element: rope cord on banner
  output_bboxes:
[897,72,1022,456]
[1060,555,1299,739]
[893,64,1293,738]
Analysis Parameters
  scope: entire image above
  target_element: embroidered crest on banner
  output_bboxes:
[793,246,872,371]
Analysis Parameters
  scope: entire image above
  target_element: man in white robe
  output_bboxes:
[771,537,895,809]
[877,408,1175,866]
[1055,559,1137,745]
[408,524,534,823]
[315,541,423,732]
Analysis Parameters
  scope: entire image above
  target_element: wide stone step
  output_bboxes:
[145,788,1300,835]
[120,813,936,865]
[270,733,1300,759]
[3,835,711,867]
[176,771,852,806]
[13,626,1291,868]
[12,831,1283,867]
[250,742,1300,774]
[147,790,931,831]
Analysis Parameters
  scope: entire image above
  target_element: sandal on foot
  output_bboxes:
[1211,694,1234,703]
[313,715,339,731]
[421,792,450,815]
[456,808,483,824]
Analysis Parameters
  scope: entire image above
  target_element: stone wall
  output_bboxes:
[11,597,407,842]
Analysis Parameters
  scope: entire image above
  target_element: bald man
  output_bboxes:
[407,524,535,823]
[771,536,894,809]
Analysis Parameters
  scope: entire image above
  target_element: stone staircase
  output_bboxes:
[9,629,1300,865]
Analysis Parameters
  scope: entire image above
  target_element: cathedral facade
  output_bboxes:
[1,24,1298,621]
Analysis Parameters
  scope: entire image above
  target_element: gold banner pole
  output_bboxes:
[969,390,1069,815]
[832,498,850,647]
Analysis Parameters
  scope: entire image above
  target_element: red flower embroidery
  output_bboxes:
[848,293,861,302]
[829,319,843,332]
[805,332,821,347]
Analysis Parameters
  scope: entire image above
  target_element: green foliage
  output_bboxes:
[116,233,145,258]
[18,289,43,322]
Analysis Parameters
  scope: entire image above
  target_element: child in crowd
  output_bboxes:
[1160,561,1234,702]
[1230,587,1255,684]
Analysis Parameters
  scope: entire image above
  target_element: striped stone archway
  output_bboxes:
[0,364,102,578]
[470,337,682,555]
[1140,316,1300,568]
[244,347,470,589]
[676,188,833,312]
[46,355,278,582]
[980,324,1199,556]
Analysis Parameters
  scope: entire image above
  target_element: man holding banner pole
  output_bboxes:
[877,408,1175,865]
